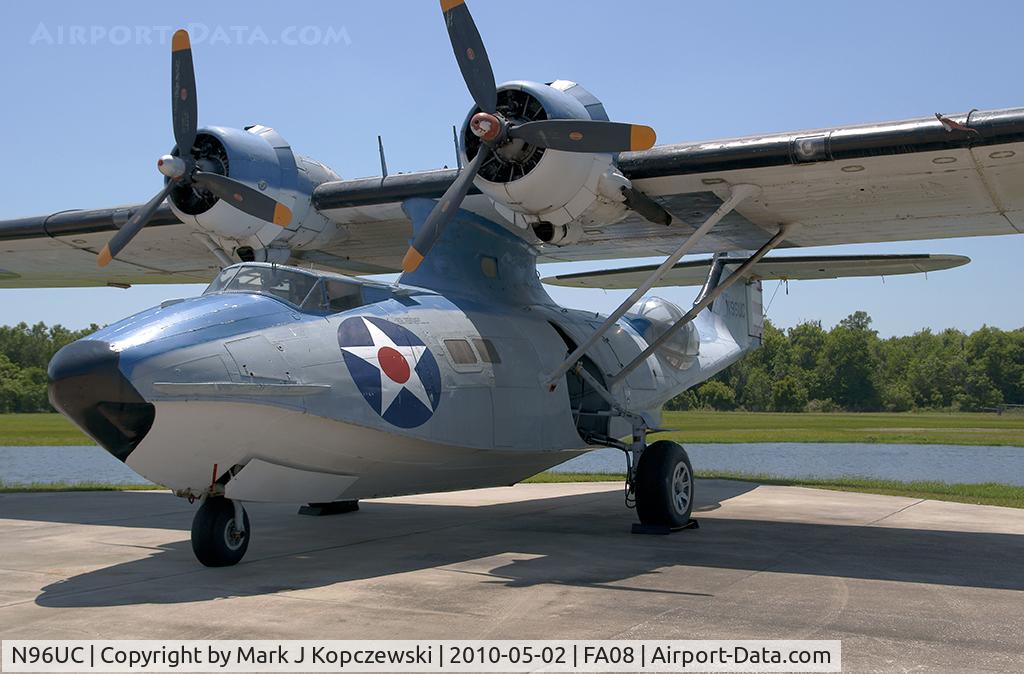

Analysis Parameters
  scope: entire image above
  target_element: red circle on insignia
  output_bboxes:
[378,347,410,384]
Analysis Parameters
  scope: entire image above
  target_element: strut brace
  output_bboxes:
[543,184,761,385]
[609,223,793,386]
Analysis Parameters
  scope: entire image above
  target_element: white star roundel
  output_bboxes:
[337,316,441,428]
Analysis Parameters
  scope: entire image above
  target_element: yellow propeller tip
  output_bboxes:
[440,0,465,11]
[630,125,657,151]
[401,248,425,273]
[97,245,113,268]
[172,30,191,53]
[272,203,292,227]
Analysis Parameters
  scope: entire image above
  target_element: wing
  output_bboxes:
[542,253,971,289]
[3,107,1022,287]
[315,107,1024,263]
[0,204,218,288]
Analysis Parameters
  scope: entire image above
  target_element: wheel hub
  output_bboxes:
[224,518,246,551]
[671,462,692,515]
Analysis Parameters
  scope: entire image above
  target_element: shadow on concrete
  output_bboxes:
[13,479,1022,608]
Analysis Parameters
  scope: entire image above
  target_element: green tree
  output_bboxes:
[880,381,914,412]
[815,311,880,411]
[697,381,736,411]
[739,369,773,411]
[664,389,699,411]
[772,375,808,412]
[957,364,1004,411]
[0,322,98,413]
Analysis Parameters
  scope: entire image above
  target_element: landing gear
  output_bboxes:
[634,440,694,528]
[191,496,250,567]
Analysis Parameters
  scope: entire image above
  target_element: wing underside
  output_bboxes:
[542,253,972,289]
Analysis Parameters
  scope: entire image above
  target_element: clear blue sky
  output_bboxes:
[2,0,1022,337]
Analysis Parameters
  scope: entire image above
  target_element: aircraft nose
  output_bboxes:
[48,340,154,461]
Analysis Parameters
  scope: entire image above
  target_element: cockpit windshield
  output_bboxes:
[203,264,366,314]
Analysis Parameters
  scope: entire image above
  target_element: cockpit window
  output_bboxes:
[204,265,318,307]
[223,266,317,306]
[206,267,239,293]
[204,264,367,314]
[299,279,364,313]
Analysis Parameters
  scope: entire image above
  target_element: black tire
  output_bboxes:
[191,497,250,567]
[635,440,694,527]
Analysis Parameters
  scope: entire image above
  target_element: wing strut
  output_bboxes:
[542,183,761,385]
[608,223,794,386]
[193,232,234,268]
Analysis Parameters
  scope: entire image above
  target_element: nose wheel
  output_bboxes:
[191,496,250,566]
[634,440,695,528]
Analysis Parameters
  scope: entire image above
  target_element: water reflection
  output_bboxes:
[2,442,1022,487]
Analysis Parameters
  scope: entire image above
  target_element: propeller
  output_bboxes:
[402,144,490,273]
[401,0,657,273]
[98,29,293,268]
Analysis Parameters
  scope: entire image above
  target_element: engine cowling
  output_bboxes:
[166,125,340,258]
[460,80,632,244]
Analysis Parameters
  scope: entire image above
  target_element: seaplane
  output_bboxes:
[1,1,1018,565]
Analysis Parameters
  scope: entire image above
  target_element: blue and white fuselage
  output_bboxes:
[48,203,759,504]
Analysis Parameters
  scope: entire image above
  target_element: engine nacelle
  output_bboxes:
[166,125,341,258]
[460,80,631,241]
[531,220,584,246]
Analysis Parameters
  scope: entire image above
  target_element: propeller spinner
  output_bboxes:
[401,0,657,273]
[98,30,293,267]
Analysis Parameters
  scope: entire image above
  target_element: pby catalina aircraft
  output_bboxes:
[2,1,1020,566]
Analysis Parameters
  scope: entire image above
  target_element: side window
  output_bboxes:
[473,338,501,363]
[444,339,477,365]
[300,279,364,313]
[325,280,363,312]
[204,267,238,294]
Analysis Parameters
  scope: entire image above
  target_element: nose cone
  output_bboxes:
[48,340,154,461]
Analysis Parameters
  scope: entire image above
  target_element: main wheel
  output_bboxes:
[191,497,250,567]
[635,440,694,527]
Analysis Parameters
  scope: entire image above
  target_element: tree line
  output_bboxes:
[668,311,1024,413]
[0,322,100,413]
[0,313,1021,413]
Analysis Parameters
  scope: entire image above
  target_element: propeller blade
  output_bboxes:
[508,120,657,153]
[171,29,198,156]
[441,0,497,114]
[98,184,173,267]
[402,144,490,273]
[192,172,292,226]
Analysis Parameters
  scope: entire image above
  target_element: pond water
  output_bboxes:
[1,443,1022,487]
[553,443,1024,485]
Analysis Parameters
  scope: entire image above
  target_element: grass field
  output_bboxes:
[0,413,93,446]
[657,410,1024,446]
[525,472,1024,509]
[1,410,1022,446]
